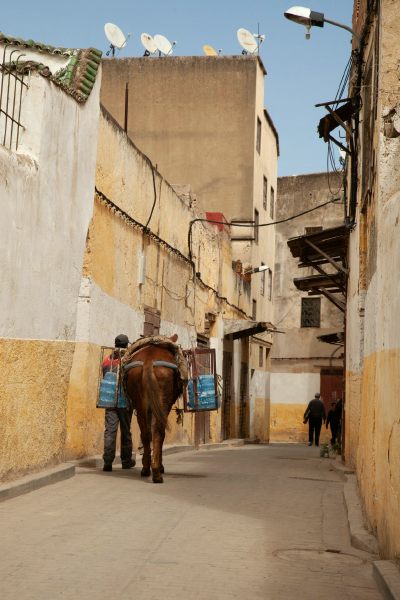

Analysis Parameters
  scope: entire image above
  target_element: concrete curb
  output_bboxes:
[0,464,75,503]
[342,473,379,555]
[373,561,400,600]
[330,459,355,480]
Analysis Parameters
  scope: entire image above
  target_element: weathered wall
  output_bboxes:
[65,108,252,458]
[0,71,100,480]
[101,56,260,220]
[270,172,344,441]
[345,0,400,558]
[101,55,278,444]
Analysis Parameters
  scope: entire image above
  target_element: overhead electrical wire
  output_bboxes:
[95,186,341,323]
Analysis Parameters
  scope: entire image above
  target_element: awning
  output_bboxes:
[315,96,360,155]
[223,319,274,340]
[287,225,349,312]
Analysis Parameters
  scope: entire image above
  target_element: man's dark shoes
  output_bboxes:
[122,459,136,469]
[103,464,112,472]
[308,442,313,446]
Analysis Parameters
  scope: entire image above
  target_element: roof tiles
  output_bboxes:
[0,32,102,102]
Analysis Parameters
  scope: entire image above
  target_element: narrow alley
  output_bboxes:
[0,445,382,600]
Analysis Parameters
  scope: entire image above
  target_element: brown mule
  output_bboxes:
[124,334,182,483]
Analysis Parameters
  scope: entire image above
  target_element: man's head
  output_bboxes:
[115,334,129,348]
[315,392,321,399]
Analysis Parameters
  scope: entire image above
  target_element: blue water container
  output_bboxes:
[187,374,217,411]
[97,371,128,409]
[97,371,118,408]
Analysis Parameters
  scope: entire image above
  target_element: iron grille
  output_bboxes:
[0,46,28,151]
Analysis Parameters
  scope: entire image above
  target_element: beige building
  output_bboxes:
[101,55,279,441]
[342,0,400,558]
[270,173,344,442]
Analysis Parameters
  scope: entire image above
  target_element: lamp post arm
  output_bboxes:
[323,17,361,47]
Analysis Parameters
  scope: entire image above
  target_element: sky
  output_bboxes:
[1,1,353,177]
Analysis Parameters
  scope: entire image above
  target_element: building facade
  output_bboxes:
[101,55,279,441]
[0,35,102,480]
[344,0,400,558]
[270,172,344,442]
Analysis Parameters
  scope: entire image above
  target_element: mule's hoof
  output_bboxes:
[152,474,164,484]
[141,467,151,477]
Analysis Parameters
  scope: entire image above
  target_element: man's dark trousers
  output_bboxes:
[308,417,323,446]
[103,407,133,466]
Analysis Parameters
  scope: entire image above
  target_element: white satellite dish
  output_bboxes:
[203,44,219,56]
[154,34,176,56]
[237,28,259,54]
[141,33,158,56]
[104,22,130,56]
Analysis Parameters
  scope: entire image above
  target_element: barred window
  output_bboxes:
[263,176,268,210]
[270,186,275,219]
[256,117,261,154]
[259,346,264,367]
[301,297,321,328]
[254,209,259,243]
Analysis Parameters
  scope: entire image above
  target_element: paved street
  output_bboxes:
[0,444,382,600]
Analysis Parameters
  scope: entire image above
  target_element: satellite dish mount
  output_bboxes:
[237,25,265,55]
[104,22,130,57]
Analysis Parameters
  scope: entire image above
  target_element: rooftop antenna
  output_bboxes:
[237,27,264,55]
[141,33,158,56]
[154,34,176,56]
[104,22,130,57]
[253,23,266,52]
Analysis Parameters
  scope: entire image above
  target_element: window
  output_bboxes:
[143,306,161,336]
[301,297,321,328]
[256,117,261,154]
[305,226,323,235]
[252,299,257,321]
[260,262,266,296]
[268,269,273,301]
[270,186,275,219]
[259,346,264,368]
[263,176,268,210]
[254,209,259,243]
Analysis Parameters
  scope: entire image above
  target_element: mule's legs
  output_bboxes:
[137,410,151,477]
[151,424,165,483]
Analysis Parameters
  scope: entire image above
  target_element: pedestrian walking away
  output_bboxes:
[102,334,135,472]
[303,392,326,446]
[326,400,341,444]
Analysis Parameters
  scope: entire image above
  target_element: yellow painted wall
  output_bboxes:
[0,339,75,481]
[350,350,400,558]
[270,403,331,444]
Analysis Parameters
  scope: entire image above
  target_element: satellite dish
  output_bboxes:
[203,44,218,56]
[154,34,176,56]
[237,28,259,54]
[104,22,130,56]
[141,33,158,56]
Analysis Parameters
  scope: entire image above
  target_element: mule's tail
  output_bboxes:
[142,361,168,430]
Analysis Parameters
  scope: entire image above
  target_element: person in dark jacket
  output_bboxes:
[326,400,341,444]
[303,392,326,447]
[102,334,135,472]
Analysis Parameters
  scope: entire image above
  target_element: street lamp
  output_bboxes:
[284,6,360,46]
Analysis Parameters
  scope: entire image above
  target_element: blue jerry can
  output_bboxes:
[187,374,217,411]
[97,371,127,409]
[97,371,118,408]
